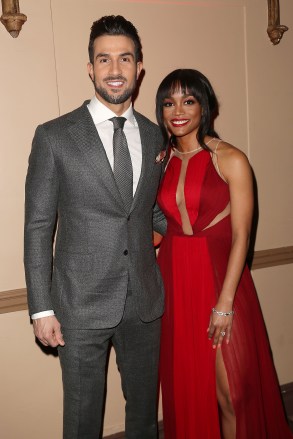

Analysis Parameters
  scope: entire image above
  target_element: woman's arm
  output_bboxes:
[207,143,254,348]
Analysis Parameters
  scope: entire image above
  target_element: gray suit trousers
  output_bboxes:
[58,292,161,439]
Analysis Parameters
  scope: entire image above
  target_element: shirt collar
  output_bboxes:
[87,96,136,126]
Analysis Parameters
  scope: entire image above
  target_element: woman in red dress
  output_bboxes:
[155,69,292,439]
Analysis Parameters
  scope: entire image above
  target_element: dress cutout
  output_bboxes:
[157,149,292,439]
[175,151,200,236]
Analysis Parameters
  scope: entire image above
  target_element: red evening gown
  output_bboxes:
[157,147,292,439]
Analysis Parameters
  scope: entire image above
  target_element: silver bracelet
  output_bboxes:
[212,307,234,317]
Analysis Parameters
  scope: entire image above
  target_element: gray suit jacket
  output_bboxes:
[24,101,166,329]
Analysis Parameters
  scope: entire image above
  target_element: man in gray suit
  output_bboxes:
[24,15,166,439]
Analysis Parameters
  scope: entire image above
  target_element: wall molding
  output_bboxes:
[251,246,293,270]
[0,288,27,314]
[1,246,292,315]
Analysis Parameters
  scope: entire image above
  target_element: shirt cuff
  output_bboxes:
[31,310,55,319]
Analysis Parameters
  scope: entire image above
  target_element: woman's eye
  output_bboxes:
[184,99,196,105]
[163,102,173,107]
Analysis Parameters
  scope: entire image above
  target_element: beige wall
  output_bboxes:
[0,0,292,437]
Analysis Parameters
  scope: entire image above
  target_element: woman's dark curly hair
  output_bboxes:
[156,69,219,150]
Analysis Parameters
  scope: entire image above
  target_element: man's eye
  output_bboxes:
[99,58,109,63]
[121,57,131,62]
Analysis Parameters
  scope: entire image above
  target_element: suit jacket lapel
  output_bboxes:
[66,103,157,214]
[67,102,125,210]
[131,111,156,212]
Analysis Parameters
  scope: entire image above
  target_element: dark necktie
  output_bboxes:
[110,117,133,212]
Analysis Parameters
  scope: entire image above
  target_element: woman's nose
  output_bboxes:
[174,104,184,115]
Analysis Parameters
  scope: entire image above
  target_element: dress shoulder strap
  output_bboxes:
[210,139,227,183]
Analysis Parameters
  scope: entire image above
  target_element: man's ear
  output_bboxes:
[136,62,143,79]
[87,62,94,82]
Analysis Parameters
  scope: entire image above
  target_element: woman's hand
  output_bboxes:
[207,305,234,349]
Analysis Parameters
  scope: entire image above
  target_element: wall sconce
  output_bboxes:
[267,0,288,45]
[0,0,27,38]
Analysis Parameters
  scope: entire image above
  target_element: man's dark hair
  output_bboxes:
[88,15,143,64]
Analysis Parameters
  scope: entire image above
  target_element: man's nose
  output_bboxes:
[109,59,122,76]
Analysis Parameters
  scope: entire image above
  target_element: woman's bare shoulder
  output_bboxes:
[215,139,249,163]
[208,138,251,180]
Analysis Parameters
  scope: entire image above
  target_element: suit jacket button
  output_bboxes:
[123,250,128,255]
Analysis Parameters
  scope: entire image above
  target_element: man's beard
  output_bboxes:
[93,75,137,104]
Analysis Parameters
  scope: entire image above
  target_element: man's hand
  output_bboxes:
[33,315,65,347]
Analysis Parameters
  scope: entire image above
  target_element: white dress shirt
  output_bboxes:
[31,96,142,319]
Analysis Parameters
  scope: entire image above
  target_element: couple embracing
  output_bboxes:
[24,15,292,439]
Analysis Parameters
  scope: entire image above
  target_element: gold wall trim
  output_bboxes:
[251,246,293,270]
[0,246,292,314]
[0,288,28,314]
